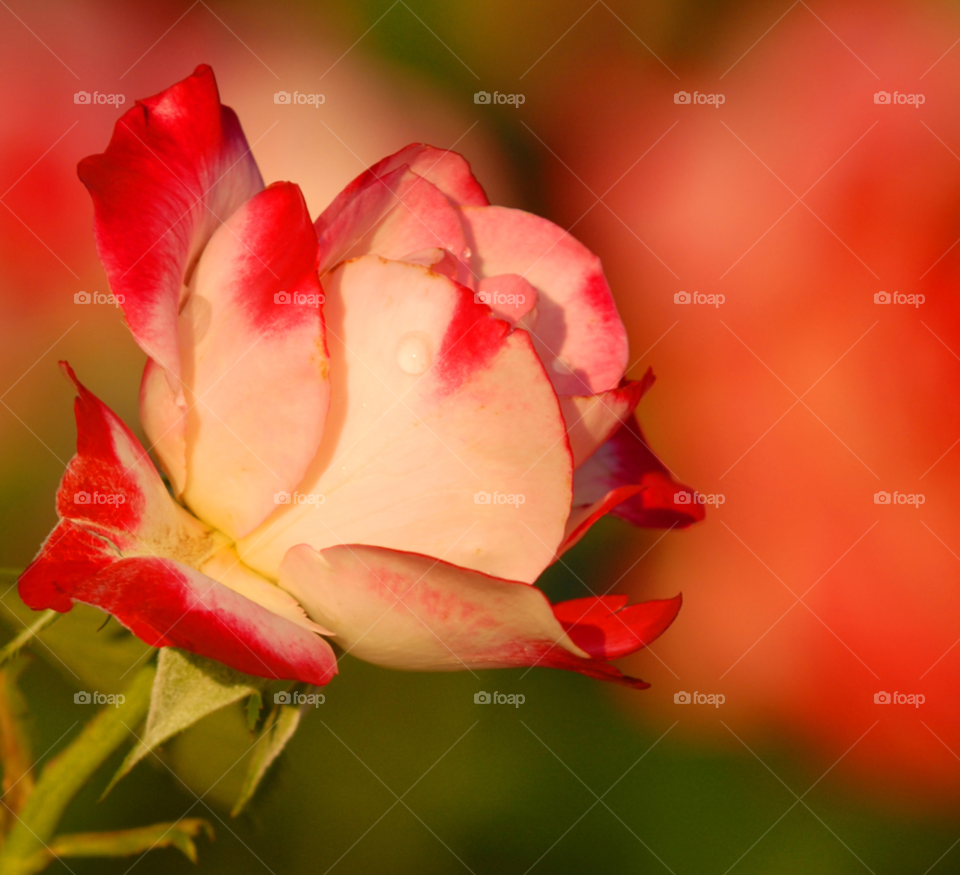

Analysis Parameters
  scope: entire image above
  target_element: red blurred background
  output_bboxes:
[537,0,960,808]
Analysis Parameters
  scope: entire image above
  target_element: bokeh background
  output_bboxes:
[2,0,959,871]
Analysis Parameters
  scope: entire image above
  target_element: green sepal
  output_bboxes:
[103,648,268,797]
[231,702,302,817]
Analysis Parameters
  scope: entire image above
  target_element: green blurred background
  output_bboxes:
[1,0,958,871]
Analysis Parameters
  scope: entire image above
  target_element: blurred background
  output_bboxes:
[1,0,959,871]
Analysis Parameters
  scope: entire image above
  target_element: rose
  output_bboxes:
[19,65,702,691]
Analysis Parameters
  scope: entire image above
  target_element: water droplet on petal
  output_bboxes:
[397,333,432,375]
[552,356,573,375]
[462,247,472,260]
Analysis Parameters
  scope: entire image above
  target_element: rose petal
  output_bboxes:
[238,256,572,584]
[316,166,470,285]
[573,415,704,528]
[316,145,488,239]
[78,64,263,382]
[175,182,330,540]
[552,594,682,660]
[558,485,645,556]
[560,370,654,469]
[52,362,216,556]
[26,549,336,686]
[460,205,628,395]
[476,274,538,325]
[278,543,665,688]
[139,357,187,495]
[380,144,489,207]
[19,367,334,685]
[199,545,334,636]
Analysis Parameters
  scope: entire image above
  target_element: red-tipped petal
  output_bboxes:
[560,374,653,469]
[573,414,705,529]
[553,594,682,660]
[278,543,664,689]
[460,205,629,396]
[316,166,469,283]
[24,545,336,685]
[176,182,330,539]
[53,361,209,551]
[20,367,334,685]
[78,64,263,381]
[20,520,114,614]
[558,484,645,556]
[316,145,488,240]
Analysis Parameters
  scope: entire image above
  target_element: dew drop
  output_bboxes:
[397,333,432,375]
[551,356,574,375]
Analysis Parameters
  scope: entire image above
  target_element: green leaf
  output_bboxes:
[0,666,156,875]
[105,648,267,796]
[32,819,213,868]
[231,703,302,817]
